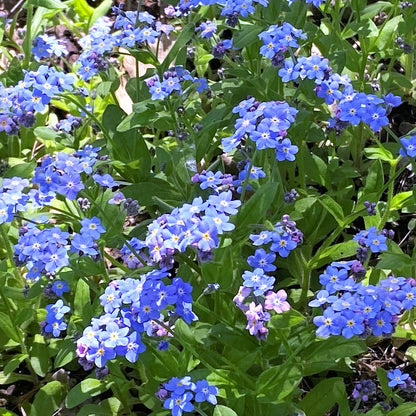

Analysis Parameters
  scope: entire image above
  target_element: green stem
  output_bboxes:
[378,161,397,229]
[240,148,258,202]
[0,280,38,382]
[0,224,22,283]
[194,406,210,416]
[22,4,33,67]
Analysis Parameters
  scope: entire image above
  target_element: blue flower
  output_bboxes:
[247,248,276,271]
[399,135,416,157]
[387,369,409,387]
[163,392,194,416]
[193,379,218,404]
[270,233,297,257]
[80,216,106,239]
[51,280,69,297]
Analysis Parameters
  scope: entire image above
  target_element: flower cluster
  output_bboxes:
[15,220,70,279]
[233,162,266,193]
[158,376,218,416]
[121,191,241,269]
[353,227,389,262]
[192,170,235,192]
[0,65,75,134]
[71,216,105,257]
[233,215,301,338]
[310,261,416,338]
[249,215,303,257]
[55,115,82,133]
[0,177,31,224]
[223,98,298,162]
[260,23,401,132]
[145,66,209,101]
[76,269,198,368]
[41,299,70,337]
[32,34,67,61]
[76,9,174,81]
[351,379,376,402]
[175,0,267,21]
[196,20,217,38]
[259,23,306,62]
[32,145,101,200]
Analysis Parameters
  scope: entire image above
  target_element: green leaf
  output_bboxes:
[30,334,50,377]
[122,178,182,207]
[26,0,65,9]
[0,409,18,416]
[196,104,229,161]
[391,191,413,210]
[71,0,94,20]
[161,23,196,73]
[30,381,64,416]
[74,279,91,324]
[364,147,394,162]
[234,183,279,240]
[387,403,416,416]
[213,405,238,416]
[377,252,414,274]
[54,339,76,367]
[309,240,358,268]
[0,312,22,342]
[3,161,36,179]
[233,25,263,49]
[298,378,350,416]
[257,365,302,402]
[0,371,33,384]
[375,16,404,50]
[302,337,367,363]
[102,104,151,182]
[3,354,27,375]
[318,195,344,226]
[88,0,112,28]
[304,152,327,185]
[65,379,113,409]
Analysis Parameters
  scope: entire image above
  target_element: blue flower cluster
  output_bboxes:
[145,66,209,101]
[121,191,241,269]
[41,299,70,337]
[233,215,302,338]
[310,261,416,338]
[286,0,324,6]
[0,177,31,224]
[15,214,105,279]
[196,20,217,38]
[353,227,389,262]
[32,145,100,200]
[223,98,299,161]
[191,164,265,194]
[157,376,218,416]
[192,170,235,192]
[77,269,198,368]
[32,34,67,61]
[175,0,267,21]
[0,65,75,134]
[259,23,306,61]
[76,8,174,81]
[15,220,70,279]
[249,215,303,257]
[260,23,401,132]
[71,216,106,257]
[55,115,82,133]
